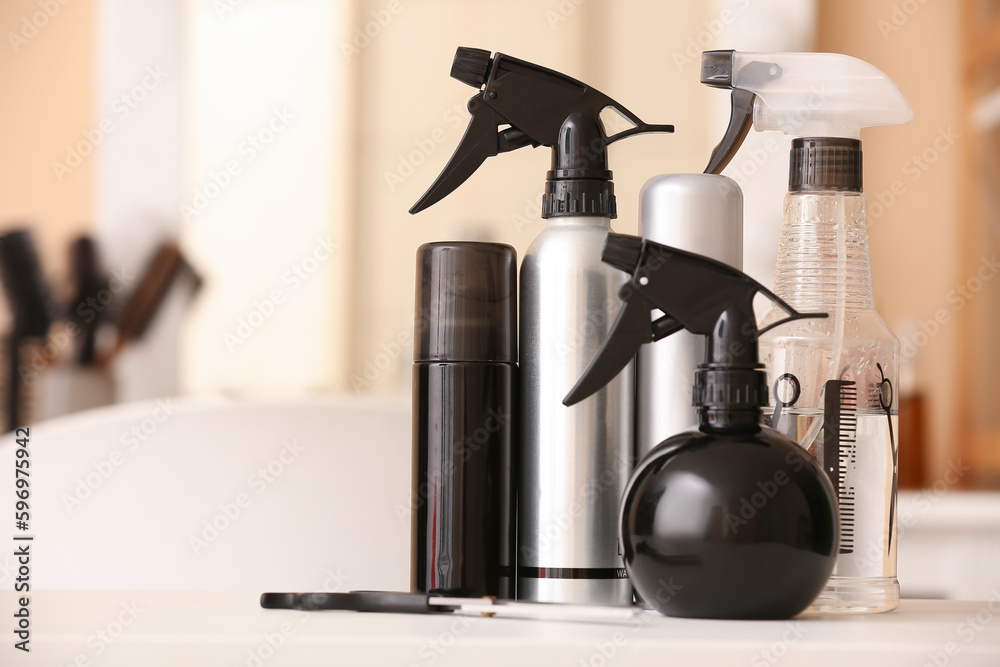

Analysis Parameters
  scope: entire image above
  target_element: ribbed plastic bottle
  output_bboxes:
[758,140,900,613]
[699,50,913,613]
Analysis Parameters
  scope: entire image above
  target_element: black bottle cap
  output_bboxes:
[415,242,516,363]
[541,113,616,219]
[789,138,863,192]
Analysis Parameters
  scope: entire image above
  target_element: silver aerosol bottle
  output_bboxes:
[634,58,756,457]
[410,48,673,605]
[636,174,742,456]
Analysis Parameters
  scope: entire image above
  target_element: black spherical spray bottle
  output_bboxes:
[565,235,839,619]
[412,242,517,599]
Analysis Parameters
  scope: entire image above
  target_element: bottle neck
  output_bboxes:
[544,215,611,228]
[773,191,874,311]
[699,407,762,432]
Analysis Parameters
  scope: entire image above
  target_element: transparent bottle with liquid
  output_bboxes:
[696,50,912,613]
[759,174,899,613]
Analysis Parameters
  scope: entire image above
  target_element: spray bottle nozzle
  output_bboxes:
[564,235,827,418]
[700,50,913,177]
[451,47,492,88]
[409,47,674,217]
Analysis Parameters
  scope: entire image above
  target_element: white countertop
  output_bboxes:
[4,591,1000,666]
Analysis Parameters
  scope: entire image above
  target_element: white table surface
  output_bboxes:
[3,592,1000,666]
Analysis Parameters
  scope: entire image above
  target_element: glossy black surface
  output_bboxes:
[415,242,517,364]
[412,362,516,599]
[621,426,838,619]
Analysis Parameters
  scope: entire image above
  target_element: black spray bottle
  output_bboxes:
[412,242,517,599]
[565,235,839,619]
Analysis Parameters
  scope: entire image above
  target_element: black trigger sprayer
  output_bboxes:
[410,47,674,605]
[410,47,674,215]
[564,234,839,619]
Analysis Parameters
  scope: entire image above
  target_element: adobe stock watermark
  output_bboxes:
[236,624,297,667]
[224,235,339,352]
[384,101,468,192]
[349,318,415,391]
[555,304,618,360]
[922,590,1000,667]
[552,244,674,360]
[53,600,144,667]
[406,615,474,667]
[545,0,587,30]
[724,462,798,535]
[751,622,807,667]
[899,254,999,361]
[17,266,137,385]
[189,438,306,555]
[898,459,971,537]
[233,567,351,667]
[868,126,959,225]
[394,406,512,524]
[671,0,758,72]
[349,276,459,391]
[577,629,629,667]
[212,0,244,20]
[878,0,933,40]
[52,65,168,183]
[7,0,72,53]
[510,194,545,232]
[724,85,832,188]
[61,398,180,514]
[839,458,970,577]
[341,0,405,61]
[577,577,682,667]
[180,107,295,224]
[519,447,632,564]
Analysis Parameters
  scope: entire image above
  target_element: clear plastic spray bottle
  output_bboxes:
[701,51,913,612]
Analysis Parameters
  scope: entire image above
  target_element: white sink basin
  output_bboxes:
[0,394,411,592]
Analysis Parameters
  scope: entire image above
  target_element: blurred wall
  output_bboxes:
[818,0,962,484]
[0,0,95,282]
[97,0,184,401]
[0,0,977,490]
[180,0,350,397]
[349,0,715,394]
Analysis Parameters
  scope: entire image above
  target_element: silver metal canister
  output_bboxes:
[517,215,633,606]
[636,174,743,457]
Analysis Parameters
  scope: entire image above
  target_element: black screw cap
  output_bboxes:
[450,47,492,89]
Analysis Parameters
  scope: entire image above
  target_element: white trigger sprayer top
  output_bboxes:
[701,50,913,175]
[733,51,913,138]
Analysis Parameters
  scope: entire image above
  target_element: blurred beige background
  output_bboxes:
[1,0,997,487]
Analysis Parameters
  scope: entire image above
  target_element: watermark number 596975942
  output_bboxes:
[12,427,32,653]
